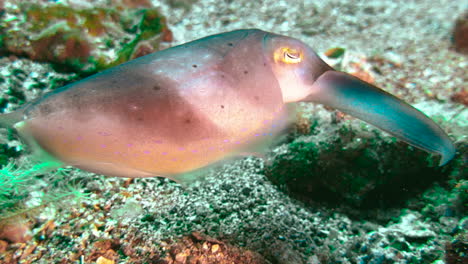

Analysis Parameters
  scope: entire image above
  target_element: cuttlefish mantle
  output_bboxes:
[0,29,456,181]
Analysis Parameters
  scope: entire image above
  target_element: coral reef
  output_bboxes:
[0,1,172,74]
[265,103,462,208]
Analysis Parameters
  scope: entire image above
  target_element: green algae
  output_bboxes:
[0,162,89,242]
[324,47,346,59]
[0,34,4,52]
[2,3,170,74]
[100,8,168,70]
[265,119,453,208]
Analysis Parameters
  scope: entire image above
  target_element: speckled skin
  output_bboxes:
[18,30,290,178]
[3,29,455,179]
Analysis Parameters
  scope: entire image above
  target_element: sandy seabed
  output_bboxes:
[0,0,467,263]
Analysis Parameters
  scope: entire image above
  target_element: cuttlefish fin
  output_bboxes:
[13,120,64,170]
[0,110,63,171]
[0,109,23,129]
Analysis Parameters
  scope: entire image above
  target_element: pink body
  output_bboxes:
[19,30,290,179]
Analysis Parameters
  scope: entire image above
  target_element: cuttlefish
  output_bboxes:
[0,29,456,181]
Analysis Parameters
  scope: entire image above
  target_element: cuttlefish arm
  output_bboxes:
[306,71,455,165]
[264,33,455,165]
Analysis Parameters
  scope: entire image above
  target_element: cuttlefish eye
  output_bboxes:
[274,47,303,64]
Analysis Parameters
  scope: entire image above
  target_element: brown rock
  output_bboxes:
[451,90,468,106]
[0,239,8,253]
[162,27,174,42]
[87,239,118,262]
[0,222,32,243]
[175,252,188,263]
[452,12,468,54]
[349,67,375,84]
[211,244,219,253]
[96,256,115,264]
[94,239,113,251]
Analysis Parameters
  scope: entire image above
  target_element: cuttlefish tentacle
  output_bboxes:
[305,71,455,165]
[0,29,455,180]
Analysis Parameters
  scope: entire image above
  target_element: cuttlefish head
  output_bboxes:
[262,33,455,165]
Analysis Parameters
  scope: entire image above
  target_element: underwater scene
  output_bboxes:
[0,0,466,263]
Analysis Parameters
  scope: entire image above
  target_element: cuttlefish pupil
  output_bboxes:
[0,29,455,182]
[274,47,303,64]
[284,48,302,63]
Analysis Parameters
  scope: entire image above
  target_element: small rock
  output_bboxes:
[0,222,32,243]
[0,239,8,253]
[96,256,114,264]
[211,244,219,253]
[382,51,403,67]
[175,252,188,262]
[452,12,468,54]
[451,90,468,106]
[202,242,209,250]
[93,239,113,251]
[324,47,346,59]
[349,67,375,84]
